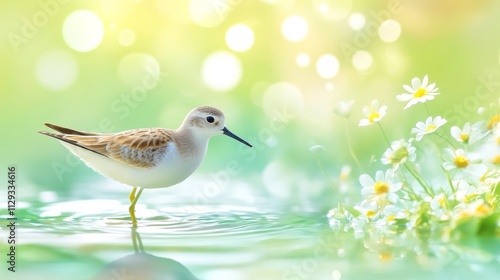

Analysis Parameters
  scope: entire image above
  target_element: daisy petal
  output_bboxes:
[421,75,428,88]
[359,119,370,126]
[397,94,413,101]
[359,174,374,187]
[403,85,415,93]
[450,126,461,139]
[426,82,435,91]
[411,77,421,89]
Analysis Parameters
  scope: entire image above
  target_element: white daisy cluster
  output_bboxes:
[329,76,500,238]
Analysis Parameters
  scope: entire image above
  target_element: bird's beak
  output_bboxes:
[222,127,252,147]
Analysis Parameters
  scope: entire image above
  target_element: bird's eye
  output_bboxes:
[206,116,215,123]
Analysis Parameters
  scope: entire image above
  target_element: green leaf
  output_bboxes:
[341,204,361,218]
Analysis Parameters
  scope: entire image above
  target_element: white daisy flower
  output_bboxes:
[358,99,387,126]
[450,123,471,144]
[359,170,402,202]
[450,121,487,144]
[354,199,380,221]
[430,193,449,218]
[351,216,368,238]
[453,199,493,220]
[334,100,355,118]
[453,180,477,203]
[382,201,415,224]
[397,75,440,109]
[412,116,447,141]
[442,148,487,180]
[381,138,417,170]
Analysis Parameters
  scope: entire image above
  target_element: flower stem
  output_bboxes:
[424,103,432,117]
[442,167,456,194]
[398,169,421,200]
[404,162,434,197]
[435,133,457,149]
[430,134,456,194]
[377,122,391,147]
[315,157,339,196]
[345,119,368,174]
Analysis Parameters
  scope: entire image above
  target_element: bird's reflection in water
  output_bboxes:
[93,227,198,280]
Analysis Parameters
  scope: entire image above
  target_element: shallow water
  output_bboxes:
[2,180,500,280]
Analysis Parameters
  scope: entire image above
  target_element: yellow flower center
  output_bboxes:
[454,156,469,168]
[487,114,500,130]
[426,124,436,132]
[475,204,491,215]
[389,147,409,164]
[386,214,396,221]
[379,252,393,261]
[460,133,469,143]
[438,196,445,206]
[366,210,376,217]
[413,88,426,98]
[492,155,500,165]
[464,194,477,204]
[374,182,389,195]
[369,112,380,123]
[496,137,500,146]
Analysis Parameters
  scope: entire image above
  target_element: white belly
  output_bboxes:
[62,142,206,189]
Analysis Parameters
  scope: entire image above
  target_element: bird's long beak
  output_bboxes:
[222,127,252,147]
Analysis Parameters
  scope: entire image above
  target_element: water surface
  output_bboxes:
[2,181,500,280]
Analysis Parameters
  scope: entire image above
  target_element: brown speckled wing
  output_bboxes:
[41,126,173,168]
[69,129,172,168]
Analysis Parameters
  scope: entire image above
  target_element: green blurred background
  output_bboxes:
[1,0,500,198]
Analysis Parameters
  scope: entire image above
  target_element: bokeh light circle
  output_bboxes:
[296,53,310,67]
[348,13,366,30]
[262,82,304,118]
[62,10,104,52]
[118,53,161,89]
[352,50,373,71]
[262,161,295,198]
[281,15,308,42]
[378,19,401,43]
[225,24,255,52]
[316,54,340,79]
[118,29,136,47]
[35,49,78,91]
[331,269,342,280]
[202,51,242,92]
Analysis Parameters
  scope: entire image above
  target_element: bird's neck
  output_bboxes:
[174,127,209,158]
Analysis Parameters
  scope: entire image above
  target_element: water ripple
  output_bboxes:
[26,199,326,241]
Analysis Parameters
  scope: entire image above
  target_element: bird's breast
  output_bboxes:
[144,141,208,188]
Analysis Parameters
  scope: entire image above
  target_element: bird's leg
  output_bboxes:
[129,187,137,203]
[129,187,144,225]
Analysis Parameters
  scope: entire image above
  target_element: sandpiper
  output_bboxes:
[39,106,252,225]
